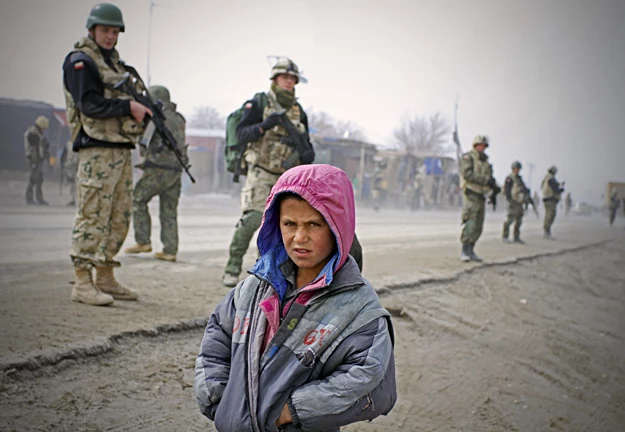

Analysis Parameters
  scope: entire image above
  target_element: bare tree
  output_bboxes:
[188,106,226,129]
[393,111,451,155]
[306,108,367,141]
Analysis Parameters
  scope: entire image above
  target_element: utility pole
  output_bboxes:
[146,1,158,87]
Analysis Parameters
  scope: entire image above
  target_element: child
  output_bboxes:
[195,164,396,431]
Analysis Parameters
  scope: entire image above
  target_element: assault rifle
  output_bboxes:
[488,184,501,211]
[276,109,315,170]
[114,68,195,183]
[524,188,540,218]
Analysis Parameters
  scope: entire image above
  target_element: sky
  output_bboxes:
[1,0,624,205]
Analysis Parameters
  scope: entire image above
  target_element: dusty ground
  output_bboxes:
[0,174,624,431]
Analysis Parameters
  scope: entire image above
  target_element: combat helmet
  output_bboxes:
[86,3,125,32]
[548,165,557,174]
[35,116,49,130]
[511,161,522,170]
[269,58,306,84]
[472,135,489,147]
[149,85,170,103]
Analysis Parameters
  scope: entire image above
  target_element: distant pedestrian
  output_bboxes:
[541,166,565,239]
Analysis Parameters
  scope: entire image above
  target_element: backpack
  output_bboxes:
[225,92,268,181]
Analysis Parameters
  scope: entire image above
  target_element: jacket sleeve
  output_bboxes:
[194,288,237,420]
[504,177,513,201]
[548,178,564,193]
[62,52,131,119]
[288,317,396,431]
[236,97,264,144]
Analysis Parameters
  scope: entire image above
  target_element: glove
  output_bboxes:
[487,177,496,188]
[259,113,282,132]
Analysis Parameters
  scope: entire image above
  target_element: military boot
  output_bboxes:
[502,237,511,244]
[513,237,525,244]
[222,273,240,288]
[460,243,471,262]
[124,243,152,254]
[71,267,114,306]
[543,230,556,240]
[468,243,483,262]
[155,251,176,262]
[95,267,139,301]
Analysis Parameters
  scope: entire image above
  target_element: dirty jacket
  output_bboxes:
[195,164,396,432]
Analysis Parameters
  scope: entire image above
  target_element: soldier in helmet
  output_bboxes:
[222,58,316,287]
[541,165,565,239]
[608,190,620,226]
[62,3,152,306]
[125,85,187,262]
[459,135,498,262]
[24,115,50,205]
[502,161,529,244]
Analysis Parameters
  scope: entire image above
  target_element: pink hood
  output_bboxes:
[256,164,356,274]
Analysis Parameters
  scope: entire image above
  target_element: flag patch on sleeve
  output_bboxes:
[74,61,84,70]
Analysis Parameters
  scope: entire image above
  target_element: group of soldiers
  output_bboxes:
[458,135,566,262]
[24,2,614,306]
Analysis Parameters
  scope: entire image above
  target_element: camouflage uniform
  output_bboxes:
[459,136,494,261]
[65,36,142,269]
[63,3,146,306]
[224,59,314,283]
[132,89,186,256]
[503,166,528,242]
[24,117,50,204]
[541,167,564,238]
[70,147,134,267]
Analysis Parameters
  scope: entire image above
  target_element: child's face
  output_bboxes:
[279,197,335,276]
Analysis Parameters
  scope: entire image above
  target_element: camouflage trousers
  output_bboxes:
[543,200,558,233]
[460,191,486,244]
[132,168,181,255]
[25,163,44,202]
[503,201,524,239]
[70,147,133,269]
[225,166,280,275]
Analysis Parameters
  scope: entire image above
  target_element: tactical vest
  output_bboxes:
[507,172,526,204]
[63,37,143,145]
[140,102,187,170]
[541,173,560,201]
[244,89,305,174]
[23,125,46,162]
[460,149,492,195]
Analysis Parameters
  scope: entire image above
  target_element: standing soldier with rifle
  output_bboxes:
[503,161,532,244]
[541,165,565,240]
[63,3,152,306]
[221,58,316,287]
[124,85,187,262]
[24,115,50,205]
[458,135,498,262]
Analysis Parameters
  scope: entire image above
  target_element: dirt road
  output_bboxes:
[0,178,624,431]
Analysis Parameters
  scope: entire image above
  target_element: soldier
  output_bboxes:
[459,135,497,262]
[564,192,572,217]
[222,58,316,287]
[541,165,565,240]
[502,161,528,244]
[609,191,620,226]
[124,85,186,262]
[63,3,152,306]
[61,140,79,206]
[24,115,50,205]
[372,158,387,211]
